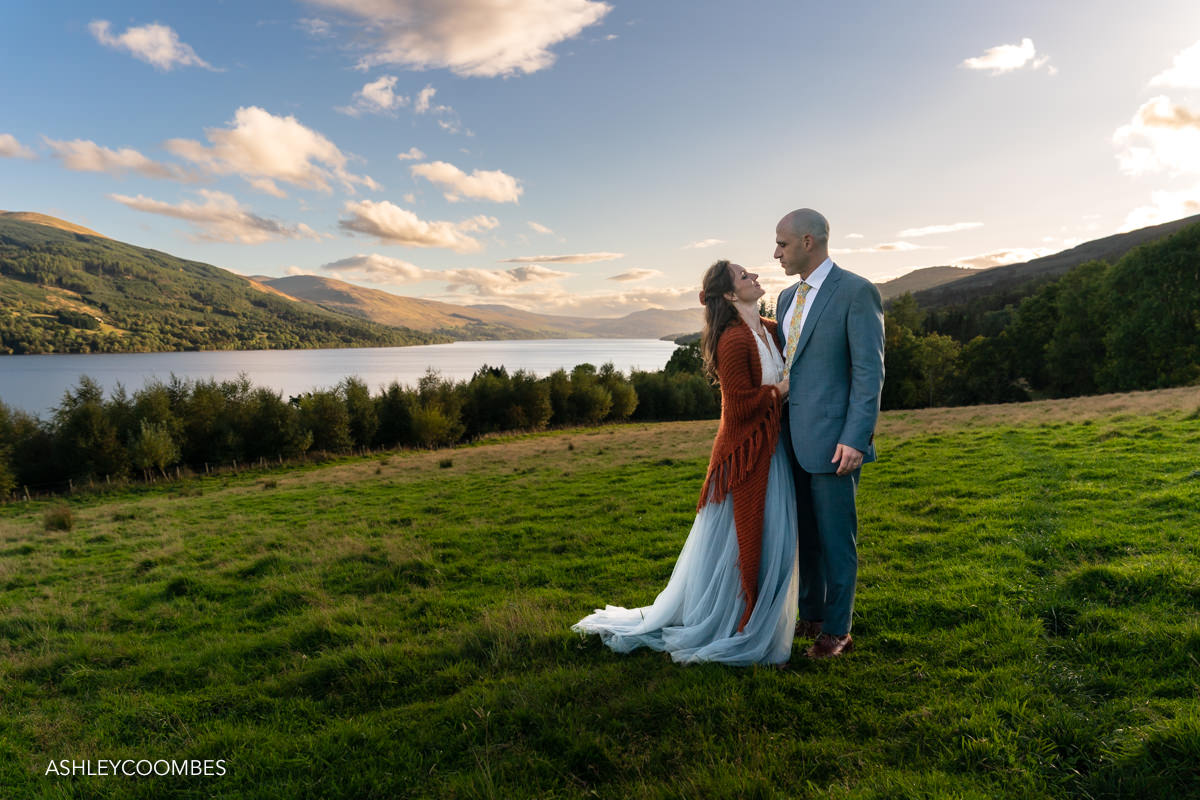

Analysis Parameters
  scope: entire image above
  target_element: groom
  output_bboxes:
[774,209,884,659]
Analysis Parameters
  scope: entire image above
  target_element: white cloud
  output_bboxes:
[110,190,322,244]
[528,221,553,234]
[165,106,378,195]
[961,38,1051,75]
[403,193,416,203]
[306,0,612,77]
[1114,96,1200,176]
[89,20,216,71]
[298,18,334,38]
[949,247,1051,269]
[1149,40,1200,89]
[499,252,623,264]
[438,264,572,296]
[831,241,942,255]
[339,199,497,252]
[683,238,725,249]
[338,75,408,116]
[609,269,661,282]
[397,147,425,161]
[844,233,864,239]
[44,138,188,180]
[410,160,522,203]
[321,253,427,283]
[898,221,984,237]
[0,133,36,159]
[1120,184,1200,231]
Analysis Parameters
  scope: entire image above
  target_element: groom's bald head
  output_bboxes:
[779,209,829,245]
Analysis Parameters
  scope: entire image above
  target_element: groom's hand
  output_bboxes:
[832,443,863,476]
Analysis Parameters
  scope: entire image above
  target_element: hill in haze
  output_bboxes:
[875,266,985,301]
[265,275,704,341]
[0,214,445,355]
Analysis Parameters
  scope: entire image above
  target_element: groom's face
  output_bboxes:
[774,223,813,277]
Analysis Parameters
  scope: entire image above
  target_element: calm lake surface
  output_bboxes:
[0,339,680,417]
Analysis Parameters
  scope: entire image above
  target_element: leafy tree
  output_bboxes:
[298,390,353,453]
[341,376,379,448]
[664,342,704,375]
[1099,226,1200,391]
[1044,260,1111,396]
[914,333,961,407]
[129,420,180,478]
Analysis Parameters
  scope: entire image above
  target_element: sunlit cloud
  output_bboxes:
[339,199,498,252]
[844,233,864,239]
[397,147,425,161]
[528,221,553,234]
[44,138,190,180]
[683,238,725,249]
[89,20,217,71]
[410,160,522,203]
[961,38,1054,75]
[321,253,427,283]
[1113,96,1200,176]
[0,133,36,159]
[609,269,662,282]
[898,221,984,237]
[499,252,623,264]
[949,247,1051,269]
[1149,39,1200,88]
[438,264,572,296]
[831,241,942,255]
[110,190,322,243]
[305,0,612,77]
[1120,184,1200,231]
[337,75,408,116]
[165,106,378,195]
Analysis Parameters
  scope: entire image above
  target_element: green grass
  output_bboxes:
[1,401,1199,799]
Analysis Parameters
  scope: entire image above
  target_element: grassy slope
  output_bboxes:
[1,388,1199,798]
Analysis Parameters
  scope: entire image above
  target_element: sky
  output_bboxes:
[4,0,1200,317]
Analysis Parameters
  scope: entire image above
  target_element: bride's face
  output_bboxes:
[726,262,765,304]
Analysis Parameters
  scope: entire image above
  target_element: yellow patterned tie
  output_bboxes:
[784,282,812,367]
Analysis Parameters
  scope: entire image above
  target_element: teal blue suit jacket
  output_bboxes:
[775,264,885,473]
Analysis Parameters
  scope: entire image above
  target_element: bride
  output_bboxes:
[573,260,798,666]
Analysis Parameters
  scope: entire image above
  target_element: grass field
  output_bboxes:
[1,386,1199,799]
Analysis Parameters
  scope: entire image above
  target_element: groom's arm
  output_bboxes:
[838,279,885,456]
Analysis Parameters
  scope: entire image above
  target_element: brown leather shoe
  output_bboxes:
[805,633,854,659]
[794,619,823,639]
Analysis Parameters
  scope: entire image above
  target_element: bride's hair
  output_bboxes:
[700,259,738,384]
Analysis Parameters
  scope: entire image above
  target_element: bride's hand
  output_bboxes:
[774,379,789,400]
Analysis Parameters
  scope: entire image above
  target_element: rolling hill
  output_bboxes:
[0,214,445,354]
[264,275,704,341]
[875,266,985,301]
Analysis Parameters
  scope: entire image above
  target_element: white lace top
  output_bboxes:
[751,326,785,386]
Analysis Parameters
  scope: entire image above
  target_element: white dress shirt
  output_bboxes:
[781,257,834,352]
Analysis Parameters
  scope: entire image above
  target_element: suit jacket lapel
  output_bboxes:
[791,264,843,364]
[776,283,797,351]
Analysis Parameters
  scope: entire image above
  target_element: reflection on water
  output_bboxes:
[0,339,681,416]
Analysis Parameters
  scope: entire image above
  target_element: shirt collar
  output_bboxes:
[803,258,834,291]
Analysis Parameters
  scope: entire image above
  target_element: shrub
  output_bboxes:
[43,504,73,531]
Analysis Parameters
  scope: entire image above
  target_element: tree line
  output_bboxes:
[881,219,1200,409]
[0,354,719,498]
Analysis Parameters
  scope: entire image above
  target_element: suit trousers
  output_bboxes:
[793,465,860,636]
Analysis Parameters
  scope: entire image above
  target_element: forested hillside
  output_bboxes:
[884,219,1200,408]
[0,217,445,354]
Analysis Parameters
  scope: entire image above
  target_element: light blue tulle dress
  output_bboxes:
[573,330,798,665]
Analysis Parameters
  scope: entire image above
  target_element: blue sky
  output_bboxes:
[4,0,1200,316]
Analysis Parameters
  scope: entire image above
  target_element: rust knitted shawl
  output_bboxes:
[697,317,783,632]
